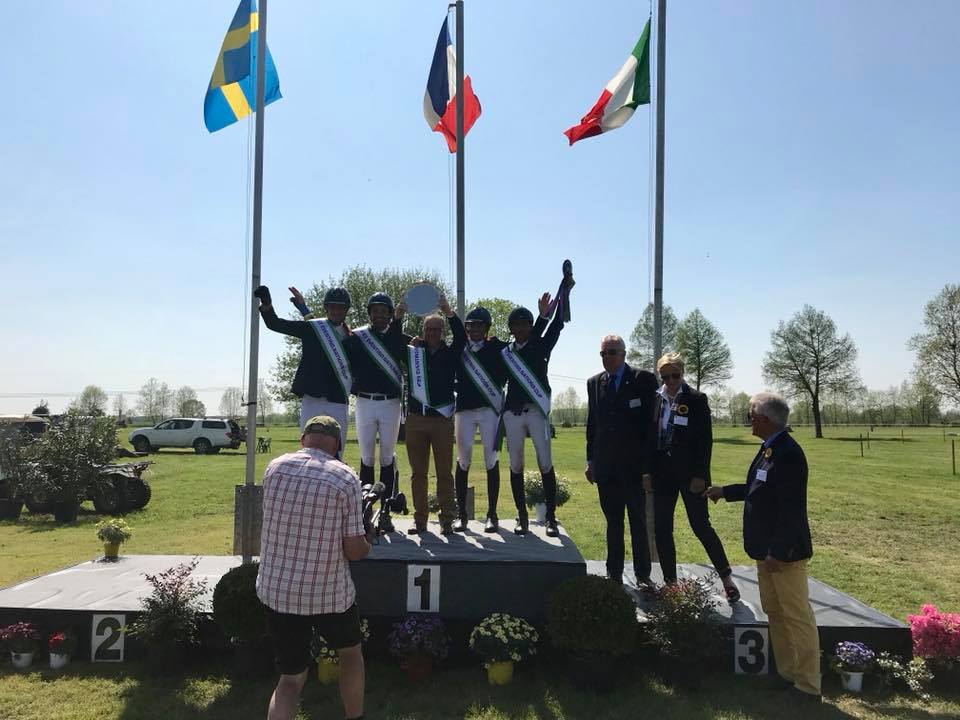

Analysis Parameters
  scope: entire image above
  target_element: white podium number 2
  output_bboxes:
[91,613,126,662]
[734,626,769,675]
[406,565,441,613]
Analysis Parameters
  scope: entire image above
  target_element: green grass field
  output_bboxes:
[1,424,959,719]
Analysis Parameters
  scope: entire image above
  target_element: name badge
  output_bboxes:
[755,469,768,482]
[673,416,689,426]
[629,398,643,408]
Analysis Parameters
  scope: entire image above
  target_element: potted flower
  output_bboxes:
[96,518,132,560]
[469,613,538,685]
[830,641,876,692]
[523,471,571,523]
[128,558,208,671]
[0,621,41,669]
[48,630,77,669]
[908,604,960,690]
[312,620,370,685]
[644,577,725,687]
[387,615,449,682]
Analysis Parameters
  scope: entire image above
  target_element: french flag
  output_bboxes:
[423,17,481,153]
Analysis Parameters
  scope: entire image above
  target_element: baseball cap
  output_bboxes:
[301,415,342,441]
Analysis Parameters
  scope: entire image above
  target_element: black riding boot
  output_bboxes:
[453,464,469,532]
[542,468,559,537]
[510,471,528,535]
[484,462,500,532]
[378,462,396,533]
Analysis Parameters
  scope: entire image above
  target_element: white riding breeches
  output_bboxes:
[354,396,401,467]
[502,405,553,474]
[455,407,500,471]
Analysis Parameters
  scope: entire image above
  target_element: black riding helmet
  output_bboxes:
[366,292,395,315]
[507,307,534,327]
[465,306,493,325]
[323,287,352,308]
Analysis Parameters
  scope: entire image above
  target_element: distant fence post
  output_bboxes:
[953,439,956,476]
[901,428,904,443]
[859,433,864,458]
[867,431,871,449]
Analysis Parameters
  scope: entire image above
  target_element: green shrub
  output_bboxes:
[546,575,636,658]
[96,518,132,544]
[128,558,208,648]
[212,562,266,644]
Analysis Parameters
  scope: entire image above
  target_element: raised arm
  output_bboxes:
[440,294,467,354]
[255,285,309,339]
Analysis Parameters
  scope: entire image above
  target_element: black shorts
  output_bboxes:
[264,603,361,675]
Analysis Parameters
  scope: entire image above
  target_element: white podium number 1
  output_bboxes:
[406,565,441,612]
[734,626,769,675]
[91,613,126,662]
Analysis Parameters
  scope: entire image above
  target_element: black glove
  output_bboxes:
[253,285,272,305]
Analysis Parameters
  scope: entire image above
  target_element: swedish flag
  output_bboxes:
[204,0,281,133]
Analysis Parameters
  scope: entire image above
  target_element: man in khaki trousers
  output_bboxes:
[404,296,466,535]
[706,392,820,701]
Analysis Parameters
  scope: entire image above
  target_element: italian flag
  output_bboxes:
[564,20,651,146]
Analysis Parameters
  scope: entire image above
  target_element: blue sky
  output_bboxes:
[2,0,958,415]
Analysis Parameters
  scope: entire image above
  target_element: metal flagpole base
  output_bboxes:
[233,484,264,561]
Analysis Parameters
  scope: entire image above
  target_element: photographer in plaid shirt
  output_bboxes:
[257,415,372,720]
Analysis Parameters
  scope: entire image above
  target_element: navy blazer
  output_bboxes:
[585,363,658,483]
[723,431,813,562]
[652,383,713,484]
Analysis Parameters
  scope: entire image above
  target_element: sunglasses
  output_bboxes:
[599,349,622,357]
[661,372,682,381]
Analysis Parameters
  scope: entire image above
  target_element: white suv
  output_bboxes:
[128,418,243,455]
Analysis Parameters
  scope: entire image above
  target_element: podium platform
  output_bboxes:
[0,525,910,664]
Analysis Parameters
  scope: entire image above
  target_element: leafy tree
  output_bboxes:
[182,399,207,417]
[727,392,751,426]
[762,305,861,438]
[552,386,584,426]
[675,309,733,391]
[31,402,50,416]
[113,393,127,420]
[909,284,960,407]
[219,387,243,418]
[257,380,274,426]
[174,386,200,417]
[70,385,108,416]
[627,303,678,369]
[137,378,171,424]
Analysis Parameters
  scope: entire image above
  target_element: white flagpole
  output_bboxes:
[455,0,466,318]
[652,0,666,365]
[239,0,268,564]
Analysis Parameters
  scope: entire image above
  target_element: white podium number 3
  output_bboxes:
[91,613,126,662]
[734,626,769,674]
[406,565,441,612]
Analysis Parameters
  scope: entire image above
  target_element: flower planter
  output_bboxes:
[840,671,864,693]
[404,652,433,683]
[49,653,70,670]
[487,660,514,685]
[532,503,547,523]
[53,501,79,524]
[103,542,121,560]
[317,658,340,685]
[0,499,24,521]
[11,651,34,670]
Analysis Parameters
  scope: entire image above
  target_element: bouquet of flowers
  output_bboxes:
[523,471,571,508]
[829,641,876,673]
[47,631,77,656]
[908,604,960,666]
[0,622,41,654]
[874,651,933,701]
[469,613,539,668]
[312,619,369,664]
[387,615,449,667]
[96,518,133,544]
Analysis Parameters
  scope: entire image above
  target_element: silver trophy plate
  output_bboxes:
[404,282,441,317]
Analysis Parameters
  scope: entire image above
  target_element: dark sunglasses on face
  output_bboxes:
[661,372,682,381]
[599,349,622,357]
